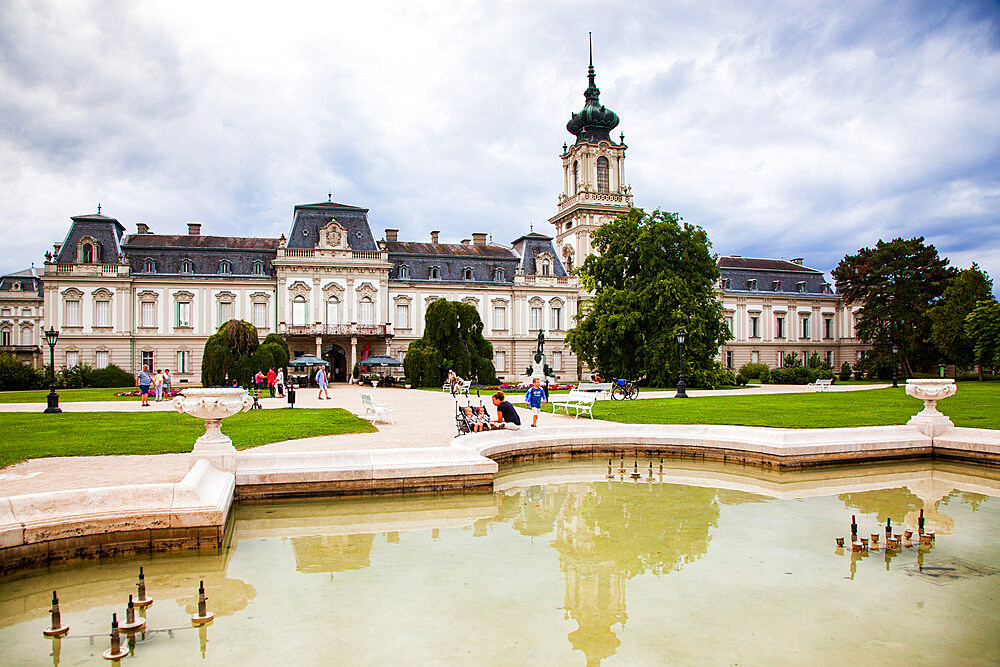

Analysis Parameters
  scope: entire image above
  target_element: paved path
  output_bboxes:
[0,382,891,496]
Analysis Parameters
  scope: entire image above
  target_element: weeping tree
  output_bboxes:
[201,320,261,387]
[404,299,497,387]
[252,333,290,377]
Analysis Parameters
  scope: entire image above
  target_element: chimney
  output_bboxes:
[461,239,471,245]
[430,231,439,244]
[385,229,398,242]
[472,233,487,246]
[187,223,201,235]
[790,258,804,265]
[136,223,149,234]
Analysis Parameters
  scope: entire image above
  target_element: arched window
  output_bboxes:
[144,258,156,273]
[596,156,610,193]
[292,296,307,326]
[359,297,374,326]
[180,258,193,274]
[253,260,264,275]
[429,266,440,280]
[494,267,504,282]
[542,261,550,276]
[399,265,409,279]
[219,260,231,275]
[20,325,32,346]
[326,297,340,325]
[82,243,93,263]
[572,161,579,193]
[463,267,473,281]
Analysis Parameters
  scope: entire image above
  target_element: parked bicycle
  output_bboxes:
[611,378,639,400]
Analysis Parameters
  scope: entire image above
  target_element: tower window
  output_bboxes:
[82,243,93,263]
[572,161,579,193]
[596,156,610,193]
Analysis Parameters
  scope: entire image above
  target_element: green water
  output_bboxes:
[2,459,1000,665]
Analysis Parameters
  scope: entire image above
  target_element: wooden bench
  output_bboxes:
[809,378,834,391]
[550,389,597,418]
[576,382,613,399]
[361,393,394,423]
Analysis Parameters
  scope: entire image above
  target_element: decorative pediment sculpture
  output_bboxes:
[318,216,349,250]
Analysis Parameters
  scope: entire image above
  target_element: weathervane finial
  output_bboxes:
[97,202,101,214]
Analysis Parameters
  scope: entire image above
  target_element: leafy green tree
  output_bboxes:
[261,333,290,369]
[965,300,1000,378]
[403,299,496,386]
[0,353,45,390]
[928,265,995,373]
[565,208,729,387]
[201,320,260,387]
[838,361,853,381]
[833,237,956,375]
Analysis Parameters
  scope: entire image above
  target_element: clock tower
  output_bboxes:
[549,36,633,272]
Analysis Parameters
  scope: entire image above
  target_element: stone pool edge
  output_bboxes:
[3,422,1000,575]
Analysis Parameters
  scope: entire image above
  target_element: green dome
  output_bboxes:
[566,52,620,144]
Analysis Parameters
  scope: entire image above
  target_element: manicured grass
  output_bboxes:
[549,382,1000,430]
[0,387,143,403]
[0,408,376,469]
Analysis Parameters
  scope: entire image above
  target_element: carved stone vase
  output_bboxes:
[905,379,957,437]
[174,388,253,471]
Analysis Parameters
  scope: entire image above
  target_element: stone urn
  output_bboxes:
[905,379,956,437]
[174,388,253,471]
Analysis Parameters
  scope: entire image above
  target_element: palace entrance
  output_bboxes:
[322,344,348,382]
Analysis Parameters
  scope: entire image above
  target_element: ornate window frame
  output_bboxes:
[219,259,232,275]
[92,288,114,329]
[143,257,156,273]
[173,290,195,329]
[491,297,510,332]
[137,290,159,329]
[77,235,100,264]
[534,252,553,276]
[393,294,413,330]
[215,290,236,326]
[462,266,474,281]
[180,258,193,274]
[62,287,84,329]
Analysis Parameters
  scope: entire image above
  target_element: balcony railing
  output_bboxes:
[50,263,127,276]
[558,190,633,208]
[0,344,40,353]
[276,248,389,261]
[279,324,391,337]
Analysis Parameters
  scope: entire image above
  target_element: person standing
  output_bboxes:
[275,368,285,398]
[254,370,264,394]
[162,368,171,398]
[266,368,277,398]
[152,368,164,402]
[524,376,547,427]
[136,365,152,407]
[316,366,330,400]
[491,391,521,430]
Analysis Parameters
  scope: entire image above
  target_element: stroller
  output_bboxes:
[455,388,487,436]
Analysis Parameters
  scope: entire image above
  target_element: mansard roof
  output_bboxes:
[286,201,378,251]
[718,256,833,296]
[55,212,126,264]
[386,240,519,283]
[123,235,279,251]
[385,241,515,258]
[0,268,43,296]
[718,256,822,274]
[512,232,568,277]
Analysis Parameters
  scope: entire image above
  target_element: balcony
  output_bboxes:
[48,263,128,276]
[279,323,391,337]
[557,189,634,210]
[0,344,40,354]
[275,248,389,262]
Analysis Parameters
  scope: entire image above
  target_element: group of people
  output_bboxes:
[252,368,286,398]
[135,365,171,406]
[462,377,549,432]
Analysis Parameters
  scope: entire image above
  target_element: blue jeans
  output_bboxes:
[155,384,163,401]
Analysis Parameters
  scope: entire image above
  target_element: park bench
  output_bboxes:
[442,379,470,397]
[550,389,597,419]
[576,382,614,399]
[809,378,834,391]
[361,393,394,424]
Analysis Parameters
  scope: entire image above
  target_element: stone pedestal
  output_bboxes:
[905,379,957,438]
[174,388,253,472]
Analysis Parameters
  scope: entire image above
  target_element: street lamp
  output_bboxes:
[44,326,61,414]
[675,329,688,399]
[891,344,899,388]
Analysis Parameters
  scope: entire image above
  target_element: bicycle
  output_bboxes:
[611,378,639,400]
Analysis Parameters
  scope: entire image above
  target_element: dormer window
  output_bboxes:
[180,258,193,274]
[399,265,409,279]
[772,280,781,291]
[144,258,156,273]
[821,283,832,294]
[10,281,21,292]
[542,261,550,276]
[721,278,731,290]
[746,279,757,290]
[82,243,94,263]
[429,266,440,280]
[252,260,264,275]
[494,267,504,282]
[219,260,232,275]
[462,267,473,281]
[797,281,806,293]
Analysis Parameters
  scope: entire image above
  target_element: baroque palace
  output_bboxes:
[1,55,865,384]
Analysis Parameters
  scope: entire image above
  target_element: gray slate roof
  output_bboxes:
[387,241,519,283]
[123,235,279,277]
[512,232,568,277]
[0,268,43,296]
[55,213,125,264]
[717,256,833,296]
[286,201,378,251]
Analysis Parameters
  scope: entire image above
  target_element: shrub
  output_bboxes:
[738,362,770,381]
[783,352,803,368]
[0,353,46,390]
[89,364,133,387]
[839,362,853,381]
[734,372,748,386]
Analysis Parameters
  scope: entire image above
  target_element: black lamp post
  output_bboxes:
[891,345,899,388]
[44,326,61,414]
[675,329,688,399]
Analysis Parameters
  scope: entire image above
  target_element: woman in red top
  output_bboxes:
[265,368,277,398]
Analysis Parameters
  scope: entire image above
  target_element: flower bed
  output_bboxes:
[114,388,184,398]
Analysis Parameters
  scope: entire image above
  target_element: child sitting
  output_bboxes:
[475,405,491,432]
[462,406,480,433]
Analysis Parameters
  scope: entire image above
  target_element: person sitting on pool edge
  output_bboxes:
[491,391,521,430]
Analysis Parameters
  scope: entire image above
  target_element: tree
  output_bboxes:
[928,265,995,375]
[833,237,956,376]
[403,299,497,387]
[565,208,729,387]
[965,300,1000,377]
[201,320,260,387]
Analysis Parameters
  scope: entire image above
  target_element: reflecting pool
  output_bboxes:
[2,459,1000,665]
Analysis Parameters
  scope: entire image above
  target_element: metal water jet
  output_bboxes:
[42,591,69,637]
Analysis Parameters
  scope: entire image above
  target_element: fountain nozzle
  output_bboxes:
[102,613,128,660]
[191,580,214,625]
[43,590,69,637]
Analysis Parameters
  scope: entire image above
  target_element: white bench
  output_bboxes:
[442,379,470,396]
[361,393,394,423]
[809,379,834,391]
[576,382,613,399]
[550,389,597,418]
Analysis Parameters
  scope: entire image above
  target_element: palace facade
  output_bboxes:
[4,54,864,383]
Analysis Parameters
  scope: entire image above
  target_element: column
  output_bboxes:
[315,336,322,358]
[350,336,358,374]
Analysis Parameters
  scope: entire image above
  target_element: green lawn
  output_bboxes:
[0,387,144,403]
[548,382,1000,430]
[0,408,376,469]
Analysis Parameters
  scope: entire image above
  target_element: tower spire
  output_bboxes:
[587,32,596,92]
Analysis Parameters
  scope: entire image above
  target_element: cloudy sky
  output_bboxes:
[2,0,998,292]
